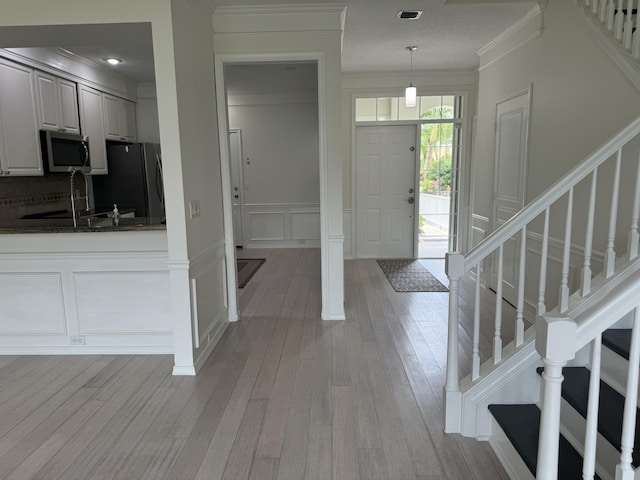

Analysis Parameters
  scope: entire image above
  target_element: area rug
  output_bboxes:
[376,259,448,293]
[237,258,265,288]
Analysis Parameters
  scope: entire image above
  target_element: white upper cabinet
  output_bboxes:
[0,58,43,176]
[103,93,137,142]
[78,84,108,175]
[34,71,80,134]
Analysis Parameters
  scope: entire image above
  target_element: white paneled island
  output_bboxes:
[0,227,172,354]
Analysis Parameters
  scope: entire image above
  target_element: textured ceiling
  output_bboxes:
[0,0,536,83]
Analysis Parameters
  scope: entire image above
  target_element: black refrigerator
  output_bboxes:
[92,143,165,219]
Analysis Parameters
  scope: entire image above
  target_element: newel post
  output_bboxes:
[444,252,465,433]
[535,314,577,480]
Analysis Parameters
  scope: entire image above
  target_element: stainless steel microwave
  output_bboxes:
[40,130,90,173]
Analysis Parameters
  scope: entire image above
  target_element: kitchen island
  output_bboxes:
[0,221,172,354]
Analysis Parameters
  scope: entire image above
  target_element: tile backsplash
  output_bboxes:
[0,174,80,220]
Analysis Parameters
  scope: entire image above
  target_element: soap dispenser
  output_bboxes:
[112,204,120,226]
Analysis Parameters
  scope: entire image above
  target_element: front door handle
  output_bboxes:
[407,197,414,204]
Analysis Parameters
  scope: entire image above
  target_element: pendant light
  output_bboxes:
[405,46,418,107]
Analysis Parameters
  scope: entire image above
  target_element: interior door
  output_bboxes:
[491,89,531,304]
[356,125,417,258]
[229,130,244,247]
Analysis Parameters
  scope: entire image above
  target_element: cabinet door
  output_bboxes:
[103,93,122,139]
[79,85,107,175]
[35,71,59,130]
[57,79,80,134]
[0,59,42,176]
[119,100,137,141]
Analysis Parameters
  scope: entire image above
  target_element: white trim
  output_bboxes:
[477,5,544,71]
[214,51,330,319]
[0,345,173,355]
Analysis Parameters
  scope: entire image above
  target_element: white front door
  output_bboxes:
[356,125,417,258]
[492,89,531,304]
[229,130,244,247]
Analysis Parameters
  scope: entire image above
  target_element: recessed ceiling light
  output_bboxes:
[397,10,423,20]
[104,58,122,65]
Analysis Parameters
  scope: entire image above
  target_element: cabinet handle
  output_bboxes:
[59,128,67,133]
[120,137,126,141]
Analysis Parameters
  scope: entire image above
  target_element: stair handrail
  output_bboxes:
[464,115,640,270]
[444,114,640,436]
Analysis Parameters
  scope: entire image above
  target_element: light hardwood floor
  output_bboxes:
[0,248,510,479]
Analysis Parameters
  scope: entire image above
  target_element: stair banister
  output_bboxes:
[462,116,640,271]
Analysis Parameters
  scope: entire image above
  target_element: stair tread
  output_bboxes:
[602,329,632,360]
[488,404,601,479]
[537,366,640,467]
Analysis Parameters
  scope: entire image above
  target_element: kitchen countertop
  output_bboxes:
[0,217,167,234]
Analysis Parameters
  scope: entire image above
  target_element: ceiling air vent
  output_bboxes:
[397,10,423,20]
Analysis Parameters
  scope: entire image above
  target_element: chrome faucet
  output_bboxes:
[70,168,91,227]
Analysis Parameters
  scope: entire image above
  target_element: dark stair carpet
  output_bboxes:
[602,329,632,360]
[488,404,600,479]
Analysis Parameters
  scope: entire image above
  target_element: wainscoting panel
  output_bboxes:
[290,212,321,240]
[244,203,320,248]
[0,272,66,334]
[471,214,489,249]
[0,233,173,354]
[189,239,228,369]
[75,271,172,334]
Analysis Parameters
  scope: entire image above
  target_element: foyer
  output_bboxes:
[0,248,510,479]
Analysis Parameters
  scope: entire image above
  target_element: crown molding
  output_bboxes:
[477,5,544,71]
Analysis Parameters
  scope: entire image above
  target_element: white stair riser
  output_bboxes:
[599,345,640,404]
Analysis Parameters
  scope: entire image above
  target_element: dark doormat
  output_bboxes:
[237,258,265,288]
[376,259,448,292]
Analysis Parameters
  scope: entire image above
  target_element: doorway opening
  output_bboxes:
[354,94,463,259]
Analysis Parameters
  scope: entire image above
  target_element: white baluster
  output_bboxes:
[604,150,622,278]
[615,308,640,480]
[582,335,602,480]
[494,245,504,364]
[627,150,640,260]
[608,0,617,30]
[633,1,640,58]
[535,316,577,480]
[593,0,600,16]
[600,0,609,23]
[559,188,574,313]
[623,0,634,48]
[472,262,481,381]
[615,0,625,40]
[444,252,464,433]
[586,0,592,8]
[516,225,527,347]
[582,169,598,296]
[538,208,550,316]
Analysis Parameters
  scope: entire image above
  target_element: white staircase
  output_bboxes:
[444,109,640,480]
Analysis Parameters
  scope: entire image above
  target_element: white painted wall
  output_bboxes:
[474,1,640,230]
[228,100,319,204]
